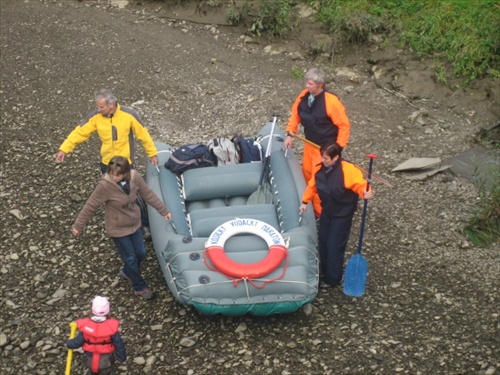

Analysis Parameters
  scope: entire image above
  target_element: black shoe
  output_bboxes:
[142,226,152,241]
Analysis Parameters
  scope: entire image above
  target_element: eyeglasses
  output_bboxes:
[96,103,110,111]
[109,161,122,167]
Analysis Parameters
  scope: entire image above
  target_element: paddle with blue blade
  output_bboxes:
[343,154,377,297]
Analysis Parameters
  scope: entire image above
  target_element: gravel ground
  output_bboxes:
[0,1,498,374]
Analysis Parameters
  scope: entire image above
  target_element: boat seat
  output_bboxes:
[188,204,279,237]
[181,162,262,201]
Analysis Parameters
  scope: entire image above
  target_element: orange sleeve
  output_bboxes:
[325,93,350,148]
[286,89,309,134]
[301,162,323,203]
[342,161,370,197]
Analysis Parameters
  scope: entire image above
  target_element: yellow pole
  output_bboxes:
[65,322,78,375]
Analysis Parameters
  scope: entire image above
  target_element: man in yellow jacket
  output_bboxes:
[55,89,158,239]
[55,89,158,172]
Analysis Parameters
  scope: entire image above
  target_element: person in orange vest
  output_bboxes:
[285,68,351,218]
[300,143,373,288]
[66,296,126,375]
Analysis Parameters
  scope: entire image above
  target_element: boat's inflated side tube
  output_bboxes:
[205,218,287,279]
[155,148,191,237]
[269,150,301,232]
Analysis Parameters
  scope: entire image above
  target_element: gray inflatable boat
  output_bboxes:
[146,122,319,316]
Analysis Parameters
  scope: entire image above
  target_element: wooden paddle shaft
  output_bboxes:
[287,132,320,149]
[287,132,393,187]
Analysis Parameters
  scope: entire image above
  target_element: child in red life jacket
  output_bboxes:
[67,296,126,375]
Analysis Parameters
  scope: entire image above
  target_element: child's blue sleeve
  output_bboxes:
[66,331,84,349]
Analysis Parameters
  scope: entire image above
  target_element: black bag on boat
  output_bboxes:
[233,135,262,163]
[165,144,215,173]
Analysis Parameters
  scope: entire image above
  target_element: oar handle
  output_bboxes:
[356,154,378,255]
[287,132,320,149]
[365,154,378,190]
[65,322,78,375]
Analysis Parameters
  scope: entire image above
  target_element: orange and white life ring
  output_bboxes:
[204,218,287,279]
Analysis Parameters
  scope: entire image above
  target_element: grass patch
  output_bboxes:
[398,0,500,80]
[291,67,303,79]
[139,1,499,80]
[314,0,499,81]
[316,0,388,44]
[249,0,296,37]
[464,180,500,246]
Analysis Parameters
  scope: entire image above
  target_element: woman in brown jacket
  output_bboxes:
[72,156,171,300]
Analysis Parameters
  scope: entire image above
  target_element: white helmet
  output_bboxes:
[91,296,110,316]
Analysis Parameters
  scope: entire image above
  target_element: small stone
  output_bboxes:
[133,356,146,365]
[52,289,67,299]
[235,323,247,333]
[302,303,313,316]
[9,209,24,220]
[20,341,30,350]
[0,333,9,347]
[179,337,196,347]
[70,194,82,202]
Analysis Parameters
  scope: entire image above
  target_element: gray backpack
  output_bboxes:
[207,138,239,166]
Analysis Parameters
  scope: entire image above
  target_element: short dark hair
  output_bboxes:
[320,143,342,159]
[107,156,131,180]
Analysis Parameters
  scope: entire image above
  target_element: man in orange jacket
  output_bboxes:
[285,68,351,217]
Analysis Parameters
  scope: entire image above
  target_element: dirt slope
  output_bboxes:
[0,1,498,374]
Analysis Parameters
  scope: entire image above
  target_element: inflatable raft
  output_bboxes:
[146,122,319,316]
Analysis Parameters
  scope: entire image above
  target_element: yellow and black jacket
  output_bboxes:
[58,104,157,165]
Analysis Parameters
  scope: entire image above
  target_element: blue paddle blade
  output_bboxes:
[343,254,368,297]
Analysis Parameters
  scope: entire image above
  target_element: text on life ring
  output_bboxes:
[204,218,287,279]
